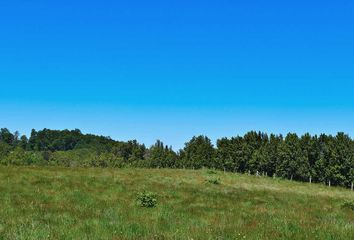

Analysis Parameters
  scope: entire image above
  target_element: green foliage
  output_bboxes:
[0,141,11,160]
[0,128,15,145]
[136,191,158,208]
[207,178,221,185]
[147,140,178,168]
[28,128,117,151]
[342,201,354,211]
[206,169,217,174]
[0,127,353,188]
[276,133,310,181]
[181,135,215,169]
[1,147,45,166]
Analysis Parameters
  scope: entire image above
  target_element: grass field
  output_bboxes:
[0,167,353,239]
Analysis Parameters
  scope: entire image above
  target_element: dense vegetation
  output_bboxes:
[0,128,353,188]
[0,167,353,239]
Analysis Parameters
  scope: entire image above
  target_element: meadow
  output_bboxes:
[0,166,353,239]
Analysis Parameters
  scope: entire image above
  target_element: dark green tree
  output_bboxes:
[0,128,14,146]
[181,136,214,169]
[276,133,310,181]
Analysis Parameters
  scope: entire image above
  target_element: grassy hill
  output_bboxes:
[0,167,353,239]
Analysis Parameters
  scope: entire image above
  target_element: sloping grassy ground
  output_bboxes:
[0,167,353,240]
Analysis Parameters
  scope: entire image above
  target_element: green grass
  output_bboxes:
[0,167,353,239]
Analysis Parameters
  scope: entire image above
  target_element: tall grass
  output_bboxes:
[0,166,353,239]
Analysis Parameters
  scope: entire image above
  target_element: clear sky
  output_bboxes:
[1,0,354,149]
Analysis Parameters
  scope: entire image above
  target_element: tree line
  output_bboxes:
[0,128,353,188]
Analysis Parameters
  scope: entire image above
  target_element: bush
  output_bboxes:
[136,191,157,208]
[207,178,221,185]
[342,201,354,211]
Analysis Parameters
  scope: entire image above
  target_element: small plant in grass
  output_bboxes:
[136,191,157,208]
[206,169,217,175]
[341,201,354,211]
[206,178,221,185]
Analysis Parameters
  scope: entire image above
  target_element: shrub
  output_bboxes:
[207,178,221,185]
[206,169,217,175]
[341,201,354,211]
[136,191,157,208]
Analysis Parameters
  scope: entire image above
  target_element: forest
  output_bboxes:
[0,128,353,188]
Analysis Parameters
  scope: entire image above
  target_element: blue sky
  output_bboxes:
[1,0,354,149]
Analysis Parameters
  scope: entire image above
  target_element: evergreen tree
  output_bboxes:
[19,135,29,150]
[182,136,214,169]
[276,133,310,181]
[0,128,14,146]
[0,127,353,188]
